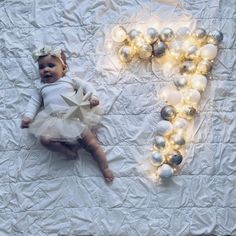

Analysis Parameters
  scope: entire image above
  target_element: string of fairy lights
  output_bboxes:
[111,25,223,180]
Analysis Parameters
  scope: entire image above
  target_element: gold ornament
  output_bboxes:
[118,45,134,63]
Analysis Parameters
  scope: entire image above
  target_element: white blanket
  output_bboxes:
[1,0,236,235]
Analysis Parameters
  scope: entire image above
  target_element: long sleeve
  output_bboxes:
[24,89,43,119]
[72,77,98,97]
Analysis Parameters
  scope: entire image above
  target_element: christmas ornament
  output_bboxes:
[160,28,174,42]
[111,26,127,43]
[156,120,173,136]
[151,151,165,166]
[153,41,167,57]
[161,105,177,121]
[207,30,223,45]
[154,135,166,149]
[157,164,174,178]
[144,27,159,44]
[166,150,183,166]
[118,45,134,63]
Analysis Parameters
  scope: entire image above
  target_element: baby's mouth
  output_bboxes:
[44,75,52,79]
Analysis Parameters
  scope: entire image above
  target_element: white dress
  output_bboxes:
[24,74,101,142]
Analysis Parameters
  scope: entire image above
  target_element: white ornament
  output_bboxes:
[158,164,174,178]
[190,74,207,92]
[111,26,127,43]
[200,44,218,60]
[160,86,182,105]
[61,87,91,120]
[156,120,173,136]
[183,89,201,105]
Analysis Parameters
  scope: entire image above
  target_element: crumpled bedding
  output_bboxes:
[0,0,236,235]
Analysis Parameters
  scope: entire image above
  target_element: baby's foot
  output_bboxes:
[101,167,114,183]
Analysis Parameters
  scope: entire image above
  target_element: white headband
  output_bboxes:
[32,46,66,66]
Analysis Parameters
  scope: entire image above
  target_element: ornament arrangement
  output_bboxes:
[111,25,223,180]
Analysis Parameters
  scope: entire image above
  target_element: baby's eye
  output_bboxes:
[48,63,55,68]
[38,65,44,70]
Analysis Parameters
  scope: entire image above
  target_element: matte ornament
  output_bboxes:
[169,134,185,149]
[158,164,174,178]
[190,74,207,92]
[144,27,159,44]
[154,135,166,149]
[160,28,174,42]
[167,150,183,166]
[180,61,196,75]
[208,30,223,45]
[151,151,165,167]
[118,45,134,63]
[61,87,91,120]
[153,41,167,57]
[156,120,173,136]
[111,26,127,43]
[200,44,218,60]
[161,105,177,121]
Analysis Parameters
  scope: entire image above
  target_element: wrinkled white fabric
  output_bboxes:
[0,0,236,235]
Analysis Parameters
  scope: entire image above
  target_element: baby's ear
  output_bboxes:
[63,65,68,73]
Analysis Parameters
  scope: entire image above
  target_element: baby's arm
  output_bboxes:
[21,89,42,128]
[72,78,99,107]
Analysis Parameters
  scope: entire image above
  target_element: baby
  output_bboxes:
[21,46,113,182]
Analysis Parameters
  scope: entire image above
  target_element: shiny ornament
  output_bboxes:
[184,45,199,60]
[169,41,184,60]
[154,136,166,149]
[144,27,159,44]
[118,45,134,63]
[169,134,185,149]
[174,76,188,89]
[161,105,177,121]
[180,105,196,120]
[158,164,174,178]
[138,42,152,59]
[156,120,173,136]
[196,60,212,74]
[153,41,167,57]
[159,28,174,42]
[192,28,207,40]
[190,74,207,92]
[173,118,189,131]
[179,61,197,75]
[183,89,201,105]
[167,150,183,166]
[207,30,223,45]
[151,151,165,167]
[111,26,127,43]
[175,27,190,40]
[200,44,218,60]
[127,29,142,42]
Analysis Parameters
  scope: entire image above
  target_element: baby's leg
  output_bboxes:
[40,136,77,158]
[80,129,114,182]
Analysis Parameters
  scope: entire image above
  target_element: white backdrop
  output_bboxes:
[0,0,236,235]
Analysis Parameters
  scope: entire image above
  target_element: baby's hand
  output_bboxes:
[89,96,99,108]
[21,117,33,129]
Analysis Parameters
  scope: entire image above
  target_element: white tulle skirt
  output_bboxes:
[29,107,102,143]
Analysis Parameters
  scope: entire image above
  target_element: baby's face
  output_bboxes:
[38,55,65,83]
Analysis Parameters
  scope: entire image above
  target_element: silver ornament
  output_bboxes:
[118,45,134,63]
[192,28,207,39]
[161,105,177,121]
[127,29,142,42]
[169,134,185,149]
[207,30,223,45]
[179,61,197,75]
[174,76,188,89]
[154,136,166,149]
[153,41,167,57]
[167,150,183,166]
[196,60,212,74]
[160,28,174,42]
[184,45,199,60]
[175,27,190,40]
[151,151,165,167]
[144,27,159,44]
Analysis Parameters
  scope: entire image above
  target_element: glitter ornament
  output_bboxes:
[118,45,134,63]
[161,105,177,121]
[111,26,127,43]
[151,151,165,167]
[144,27,159,44]
[160,28,174,42]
